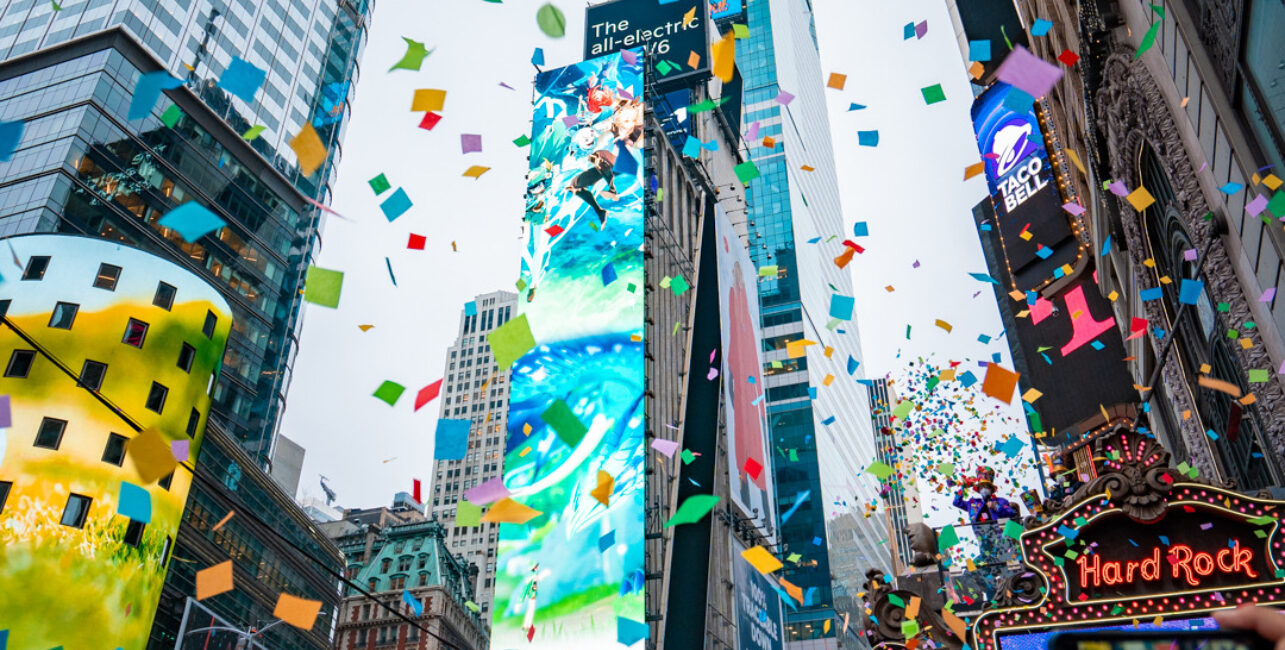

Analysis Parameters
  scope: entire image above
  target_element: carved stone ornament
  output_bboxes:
[1192,0,1243,92]
[1092,47,1285,477]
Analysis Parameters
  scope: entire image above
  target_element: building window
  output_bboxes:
[94,263,122,290]
[158,471,173,491]
[0,481,10,513]
[397,556,411,572]
[34,417,67,449]
[145,382,168,413]
[186,408,201,437]
[177,343,196,372]
[161,535,172,564]
[390,576,405,590]
[123,520,145,547]
[48,302,79,329]
[154,282,176,310]
[60,493,92,528]
[22,255,50,280]
[202,310,217,338]
[122,318,148,348]
[381,558,392,573]
[5,349,35,377]
[418,573,428,586]
[102,433,128,466]
[368,578,378,591]
[79,359,107,391]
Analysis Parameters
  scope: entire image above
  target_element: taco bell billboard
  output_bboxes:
[972,82,1082,292]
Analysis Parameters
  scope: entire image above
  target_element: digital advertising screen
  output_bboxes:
[715,207,777,542]
[492,50,647,648]
[584,0,709,85]
[0,234,231,649]
[972,81,1082,292]
[731,535,785,650]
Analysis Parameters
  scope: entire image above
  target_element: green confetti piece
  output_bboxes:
[535,3,566,38]
[372,380,406,406]
[1249,369,1270,383]
[540,399,587,447]
[389,36,432,72]
[1003,519,1024,540]
[160,104,182,128]
[732,23,749,38]
[867,461,895,480]
[513,134,531,146]
[759,265,779,277]
[681,449,696,464]
[734,160,760,184]
[242,124,266,140]
[489,313,537,369]
[368,172,391,195]
[303,265,344,308]
[664,494,720,527]
[456,500,482,526]
[921,84,946,104]
[938,524,959,550]
[671,275,690,295]
[1135,20,1161,60]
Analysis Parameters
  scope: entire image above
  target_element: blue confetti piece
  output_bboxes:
[217,56,267,104]
[598,530,616,552]
[1159,535,1171,545]
[1219,182,1244,195]
[1178,279,1204,305]
[1057,524,1078,539]
[129,71,184,120]
[852,221,869,237]
[531,47,545,66]
[403,589,424,615]
[1030,18,1054,36]
[1101,234,1112,256]
[464,301,477,316]
[848,103,867,111]
[821,416,835,425]
[602,263,618,286]
[118,481,152,523]
[380,187,413,221]
[1140,287,1164,301]
[812,536,822,546]
[858,130,879,147]
[158,202,227,242]
[1035,246,1054,259]
[1090,340,1105,350]
[969,39,992,61]
[0,119,24,162]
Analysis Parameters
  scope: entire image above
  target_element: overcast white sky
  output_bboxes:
[281,0,1036,515]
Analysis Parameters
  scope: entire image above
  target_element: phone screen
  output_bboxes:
[1068,640,1258,650]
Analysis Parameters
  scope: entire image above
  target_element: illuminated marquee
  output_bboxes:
[971,428,1285,650]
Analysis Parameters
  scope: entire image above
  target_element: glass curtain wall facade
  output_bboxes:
[738,0,890,644]
[0,0,371,464]
[0,0,371,200]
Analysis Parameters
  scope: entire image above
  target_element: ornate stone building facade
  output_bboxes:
[971,0,1285,491]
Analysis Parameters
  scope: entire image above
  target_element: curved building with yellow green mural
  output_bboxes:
[0,233,232,649]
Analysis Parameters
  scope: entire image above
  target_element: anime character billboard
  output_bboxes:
[715,208,777,543]
[491,50,647,648]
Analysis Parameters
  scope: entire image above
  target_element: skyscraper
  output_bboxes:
[0,1,371,645]
[867,378,923,573]
[736,0,890,643]
[430,290,518,624]
[0,0,372,462]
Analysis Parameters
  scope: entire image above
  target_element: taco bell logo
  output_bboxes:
[992,117,1037,177]
[990,115,1049,212]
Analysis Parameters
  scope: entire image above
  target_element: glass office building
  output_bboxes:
[736,0,891,645]
[0,0,371,463]
[0,0,371,645]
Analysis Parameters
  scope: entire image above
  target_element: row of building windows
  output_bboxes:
[0,482,156,547]
[21,255,189,313]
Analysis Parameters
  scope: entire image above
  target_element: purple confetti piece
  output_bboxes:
[1062,202,1085,216]
[776,90,795,105]
[1261,288,1276,303]
[1246,194,1269,217]
[562,115,579,127]
[460,133,482,154]
[621,49,638,65]
[707,367,719,380]
[499,82,515,90]
[745,121,761,141]
[994,45,1064,98]
[1108,180,1128,196]
[1183,248,1198,261]
[915,20,928,39]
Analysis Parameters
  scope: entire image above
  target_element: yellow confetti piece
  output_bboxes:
[411,88,446,112]
[941,369,956,381]
[1108,290,1119,301]
[463,165,490,179]
[1127,186,1156,211]
[935,319,953,333]
[786,338,817,359]
[1264,174,1282,191]
[1143,258,1156,268]
[1019,230,1034,241]
[1067,148,1086,174]
[1022,388,1043,403]
[823,374,835,386]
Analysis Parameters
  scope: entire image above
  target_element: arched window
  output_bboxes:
[1137,143,1275,489]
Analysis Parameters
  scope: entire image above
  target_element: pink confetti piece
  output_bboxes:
[1261,288,1277,303]
[1183,248,1198,261]
[651,439,680,458]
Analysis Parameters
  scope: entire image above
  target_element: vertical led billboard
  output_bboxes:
[715,208,777,541]
[0,234,231,649]
[972,82,1082,292]
[493,51,647,648]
